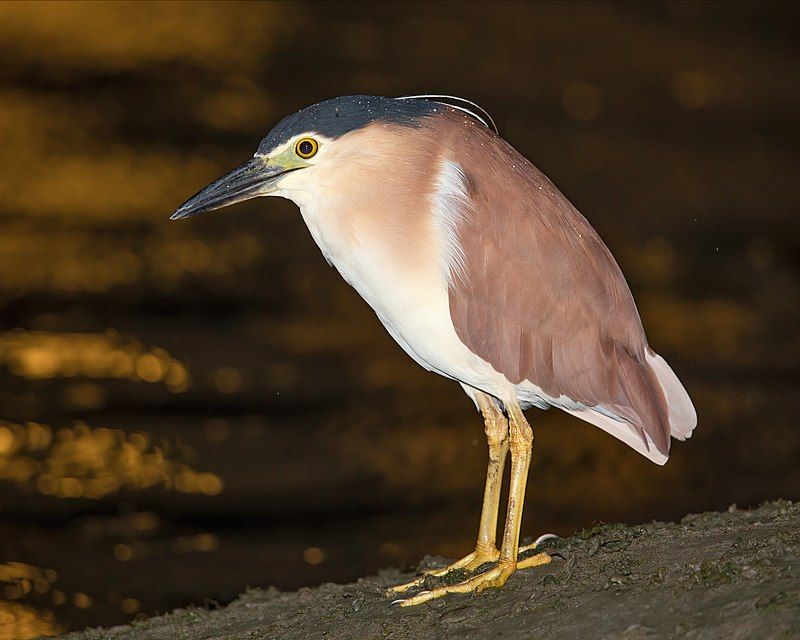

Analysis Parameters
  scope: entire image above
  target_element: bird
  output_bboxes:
[171,94,697,606]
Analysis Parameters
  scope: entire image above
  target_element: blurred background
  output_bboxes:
[0,1,798,637]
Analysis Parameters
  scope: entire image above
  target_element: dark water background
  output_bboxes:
[0,1,798,637]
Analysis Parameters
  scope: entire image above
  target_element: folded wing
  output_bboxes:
[445,124,696,464]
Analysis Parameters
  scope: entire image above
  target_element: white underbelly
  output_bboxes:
[364,274,560,410]
[301,218,510,398]
[345,249,493,382]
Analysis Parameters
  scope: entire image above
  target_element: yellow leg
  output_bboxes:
[389,392,508,594]
[398,401,550,606]
[501,402,551,571]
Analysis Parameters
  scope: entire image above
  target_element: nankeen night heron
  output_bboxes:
[172,95,697,606]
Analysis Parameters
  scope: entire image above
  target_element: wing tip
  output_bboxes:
[645,349,698,441]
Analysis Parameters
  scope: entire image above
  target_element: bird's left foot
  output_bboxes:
[391,550,552,607]
[387,546,499,595]
[392,560,516,606]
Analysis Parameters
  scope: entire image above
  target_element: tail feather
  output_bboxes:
[645,348,697,441]
[614,349,672,455]
[562,348,696,466]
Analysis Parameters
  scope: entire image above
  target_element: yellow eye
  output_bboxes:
[295,137,318,159]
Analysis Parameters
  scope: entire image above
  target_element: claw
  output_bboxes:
[519,533,559,556]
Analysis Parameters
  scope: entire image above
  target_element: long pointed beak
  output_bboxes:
[170,157,289,220]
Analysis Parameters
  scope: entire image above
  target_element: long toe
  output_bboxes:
[516,551,551,570]
[395,561,515,607]
[387,547,499,594]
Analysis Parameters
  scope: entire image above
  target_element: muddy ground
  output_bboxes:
[60,500,799,640]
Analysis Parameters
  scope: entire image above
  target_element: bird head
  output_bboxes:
[170,95,495,220]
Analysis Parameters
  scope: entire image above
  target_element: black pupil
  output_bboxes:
[299,140,313,155]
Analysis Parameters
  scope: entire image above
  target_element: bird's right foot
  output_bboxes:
[386,546,500,594]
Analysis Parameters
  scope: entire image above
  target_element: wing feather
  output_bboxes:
[443,119,690,461]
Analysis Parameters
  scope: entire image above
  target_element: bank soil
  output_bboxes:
[63,501,799,640]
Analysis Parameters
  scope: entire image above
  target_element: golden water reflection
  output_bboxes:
[0,563,64,639]
[0,231,265,296]
[0,421,222,499]
[0,563,57,601]
[0,601,63,640]
[0,330,189,392]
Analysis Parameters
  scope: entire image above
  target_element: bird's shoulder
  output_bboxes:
[450,132,635,319]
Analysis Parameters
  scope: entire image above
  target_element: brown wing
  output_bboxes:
[444,121,671,456]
